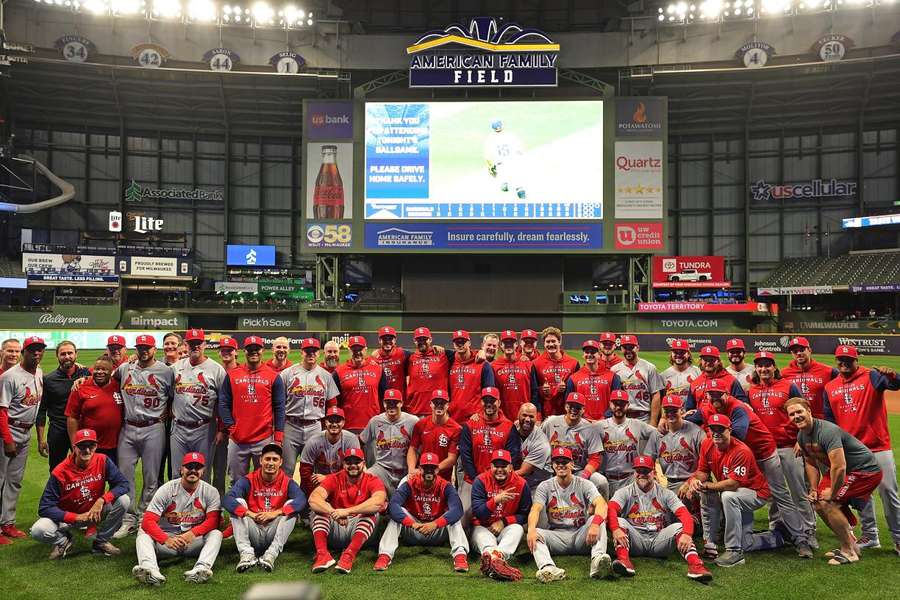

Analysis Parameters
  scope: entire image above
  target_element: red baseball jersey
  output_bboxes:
[491,356,534,419]
[264,358,293,374]
[471,470,529,527]
[47,453,120,520]
[782,359,838,419]
[399,474,452,523]
[320,470,385,512]
[532,352,579,417]
[567,366,620,421]
[232,469,297,514]
[824,366,899,453]
[65,379,123,449]
[223,364,283,443]
[406,350,450,416]
[697,436,770,500]
[334,360,383,431]
[748,379,804,448]
[411,416,462,479]
[449,355,492,423]
[460,413,518,479]
[698,395,776,460]
[372,346,409,395]
[687,370,744,410]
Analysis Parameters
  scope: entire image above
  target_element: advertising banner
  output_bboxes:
[0,305,121,329]
[23,252,118,285]
[615,98,664,137]
[214,281,258,293]
[637,302,770,313]
[850,284,900,293]
[614,141,663,219]
[237,315,303,330]
[120,310,188,330]
[226,245,276,267]
[652,256,729,288]
[757,286,833,296]
[306,142,353,220]
[117,256,190,279]
[614,222,664,250]
[365,222,602,250]
[304,101,354,140]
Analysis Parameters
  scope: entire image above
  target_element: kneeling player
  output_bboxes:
[471,449,532,581]
[308,448,386,574]
[374,452,469,573]
[225,443,307,573]
[526,447,612,583]
[607,456,712,581]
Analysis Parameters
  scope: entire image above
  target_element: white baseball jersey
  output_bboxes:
[660,364,701,404]
[534,476,599,530]
[171,357,226,422]
[146,478,221,535]
[596,418,655,477]
[646,421,706,481]
[540,415,603,472]
[484,130,524,167]
[610,481,684,533]
[611,359,665,415]
[519,425,552,474]
[726,365,755,392]
[360,412,419,472]
[280,363,340,419]
[115,361,174,421]
[299,430,360,476]
[0,365,44,444]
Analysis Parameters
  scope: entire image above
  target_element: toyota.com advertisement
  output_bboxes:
[652,256,729,288]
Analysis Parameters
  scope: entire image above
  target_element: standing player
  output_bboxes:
[686,346,747,409]
[360,389,418,496]
[407,389,461,482]
[371,326,410,396]
[225,443,306,572]
[105,335,130,368]
[532,327,579,417]
[265,337,293,374]
[308,448,387,574]
[484,118,527,199]
[541,392,607,497]
[113,334,174,539]
[133,453,223,585]
[320,341,341,374]
[448,330,495,424]
[214,337,239,494]
[31,429,130,559]
[527,447,612,582]
[374,452,469,573]
[0,339,21,374]
[646,395,705,516]
[219,336,286,483]
[279,337,339,478]
[37,341,90,470]
[607,455,712,581]
[65,356,122,463]
[492,330,537,420]
[724,339,754,393]
[406,327,451,417]
[610,335,665,426]
[298,407,360,497]
[596,390,655,497]
[823,345,900,554]
[782,336,837,419]
[162,333,183,366]
[218,337,240,371]
[660,339,701,405]
[158,332,182,484]
[333,336,386,434]
[598,332,623,370]
[517,329,539,361]
[514,403,553,491]
[566,339,621,421]
[480,333,500,363]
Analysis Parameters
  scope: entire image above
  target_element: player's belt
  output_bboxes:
[606,471,634,480]
[625,409,649,418]
[7,418,34,430]
[126,417,163,428]
[174,417,212,429]
[285,416,320,426]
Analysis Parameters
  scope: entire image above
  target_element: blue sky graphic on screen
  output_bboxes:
[226,244,276,266]
[365,101,603,220]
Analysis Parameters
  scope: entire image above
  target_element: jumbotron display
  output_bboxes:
[364,100,604,221]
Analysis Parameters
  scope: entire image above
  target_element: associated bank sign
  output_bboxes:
[407,17,559,87]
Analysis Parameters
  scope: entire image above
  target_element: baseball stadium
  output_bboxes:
[1,1,900,599]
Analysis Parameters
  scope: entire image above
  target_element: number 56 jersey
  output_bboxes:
[171,358,227,422]
[115,361,174,422]
[280,364,340,421]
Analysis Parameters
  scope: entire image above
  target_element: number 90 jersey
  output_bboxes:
[171,358,227,422]
[115,361,174,421]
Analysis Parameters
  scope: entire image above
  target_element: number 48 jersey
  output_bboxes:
[114,361,174,422]
[171,358,227,422]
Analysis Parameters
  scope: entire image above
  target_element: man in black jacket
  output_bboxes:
[37,341,91,471]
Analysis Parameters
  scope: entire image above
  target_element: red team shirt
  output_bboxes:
[46,453,121,522]
[460,412,519,481]
[264,358,293,374]
[747,379,803,448]
[334,360,384,432]
[372,347,409,396]
[696,436,771,500]
[320,470,385,512]
[532,352,579,417]
[449,355,493,424]
[491,356,535,420]
[697,395,777,460]
[410,417,462,480]
[471,470,529,527]
[65,379,123,450]
[824,366,900,453]
[406,350,450,416]
[223,364,283,444]
[687,370,745,409]
[398,474,453,525]
[231,469,298,515]
[781,359,837,419]
[567,366,620,421]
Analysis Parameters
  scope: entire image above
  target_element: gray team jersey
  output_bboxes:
[534,476,599,530]
[115,360,174,421]
[798,418,880,475]
[646,421,706,481]
[660,365,701,403]
[610,481,684,533]
[360,412,419,472]
[519,425,552,475]
[299,430,361,475]
[0,364,44,444]
[171,357,226,423]
[726,365,755,392]
[280,363,340,419]
[596,418,655,477]
[611,358,665,415]
[146,478,221,535]
[541,415,603,472]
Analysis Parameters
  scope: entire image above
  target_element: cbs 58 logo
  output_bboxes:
[307,224,352,247]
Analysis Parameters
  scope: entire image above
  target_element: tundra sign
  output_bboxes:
[652,256,729,288]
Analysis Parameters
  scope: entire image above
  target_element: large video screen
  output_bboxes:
[364,101,604,221]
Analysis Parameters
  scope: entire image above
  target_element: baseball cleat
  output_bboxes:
[334,551,355,574]
[113,520,137,540]
[612,556,636,577]
[714,551,745,568]
[590,553,612,579]
[895,543,900,557]
[236,554,258,572]
[796,542,814,559]
[312,551,336,573]
[479,553,493,576]
[183,566,213,583]
[259,552,277,572]
[1,525,26,539]
[0,534,11,545]
[132,566,166,586]
[687,563,713,582]
[701,542,718,559]
[536,565,566,583]
[91,541,121,556]
[373,554,392,572]
[453,554,469,573]
[857,536,881,550]
[48,536,74,560]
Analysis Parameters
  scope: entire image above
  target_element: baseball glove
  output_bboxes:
[486,555,522,582]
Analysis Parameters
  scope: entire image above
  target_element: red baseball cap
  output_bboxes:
[551,447,574,461]
[383,389,403,403]
[301,337,321,350]
[500,329,518,342]
[326,406,345,419]
[182,451,206,466]
[726,338,745,351]
[134,334,156,348]
[520,329,538,341]
[430,389,449,403]
[413,326,431,339]
[582,339,600,351]
[599,332,617,343]
[699,345,720,358]
[619,335,639,347]
[107,334,126,348]
[565,392,585,406]
[243,335,265,349]
[670,339,690,351]
[633,455,655,470]
[348,336,367,348]
[610,389,629,404]
[23,336,46,349]
[788,337,811,350]
[491,449,513,464]
[708,413,732,429]
[343,448,365,461]
[73,429,97,445]
[378,326,397,338]
[480,386,500,400]
[219,337,238,350]
[835,345,859,358]
[661,395,684,409]
[184,328,205,342]
[419,452,440,467]
[451,329,470,342]
[753,351,776,363]
[707,379,725,393]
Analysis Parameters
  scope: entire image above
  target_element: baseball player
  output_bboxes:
[111,334,174,539]
[527,447,612,582]
[607,455,712,581]
[449,330,496,424]
[360,389,418,496]
[492,330,538,419]
[371,326,410,395]
[31,429,130,559]
[514,402,553,491]
[65,355,123,464]
[37,341,91,470]
[566,339,622,421]
[213,337,239,493]
[541,392,608,498]
[159,332,183,483]
[645,395,705,517]
[481,333,500,363]
[0,339,21,374]
[265,337,293,373]
[279,337,339,478]
[0,336,44,542]
[610,335,665,425]
[218,337,240,371]
[133,452,223,585]
[781,336,837,419]
[596,390,655,497]
[598,332,623,370]
[532,327,579,417]
[298,407,361,497]
[823,344,900,554]
[407,389,461,482]
[484,118,527,199]
[308,447,387,574]
[333,336,386,434]
[104,335,129,368]
[406,327,451,417]
[789,397,882,565]
[320,341,341,374]
[684,414,783,567]
[219,336,286,483]
[660,339,701,405]
[516,329,539,361]
[225,443,306,572]
[471,449,532,581]
[162,333,183,366]
[686,346,748,408]
[170,329,226,482]
[374,452,469,573]
[724,339,754,393]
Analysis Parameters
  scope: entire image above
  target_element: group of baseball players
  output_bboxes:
[0,325,898,586]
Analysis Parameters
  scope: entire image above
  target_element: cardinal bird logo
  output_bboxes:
[147,374,159,390]
[197,372,207,387]
[679,437,692,451]
[22,386,39,406]
[175,374,182,384]
[400,426,410,438]
[193,497,204,511]
[625,428,639,444]
[569,492,584,509]
[651,497,664,512]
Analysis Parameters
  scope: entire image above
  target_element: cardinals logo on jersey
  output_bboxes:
[438,433,450,448]
[22,385,39,406]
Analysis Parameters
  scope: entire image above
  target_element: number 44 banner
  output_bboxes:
[204,48,240,72]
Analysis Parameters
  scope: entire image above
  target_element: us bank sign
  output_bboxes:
[407,17,559,88]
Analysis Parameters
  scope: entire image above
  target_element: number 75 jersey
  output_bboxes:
[115,361,174,421]
[171,358,227,422]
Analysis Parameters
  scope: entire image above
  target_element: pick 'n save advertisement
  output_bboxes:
[652,256,729,288]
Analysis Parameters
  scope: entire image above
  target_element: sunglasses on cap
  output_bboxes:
[183,462,204,470]
[551,457,573,464]
[663,407,681,414]
[634,467,654,475]
[344,458,363,465]
[709,426,728,434]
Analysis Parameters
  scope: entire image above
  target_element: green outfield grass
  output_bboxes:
[2,348,899,599]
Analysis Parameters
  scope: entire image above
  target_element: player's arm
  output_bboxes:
[438,448,458,475]
[824,446,848,501]
[505,427,522,463]
[37,473,71,523]
[803,455,822,502]
[586,494,607,545]
[480,363,495,388]
[223,477,251,517]
[822,390,836,423]
[282,481,308,517]
[218,374,235,431]
[730,380,749,403]
[388,480,415,525]
[459,425,476,481]
[649,390,662,427]
[331,371,343,406]
[438,484,464,527]
[728,405,750,440]
[406,443,420,476]
[470,477,493,523]
[105,457,130,500]
[525,501,544,551]
[308,485,335,516]
[347,488,387,516]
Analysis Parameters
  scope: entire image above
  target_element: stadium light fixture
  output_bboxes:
[82,0,110,13]
[252,1,275,25]
[187,0,216,22]
[151,0,181,18]
[761,0,793,12]
[698,0,724,19]
[280,4,304,26]
[110,0,142,14]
